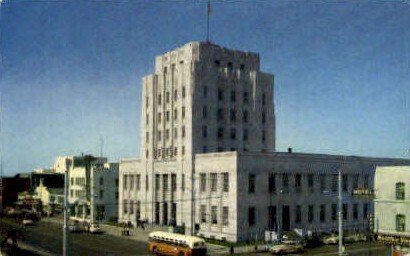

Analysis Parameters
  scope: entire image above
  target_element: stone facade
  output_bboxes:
[119,41,410,242]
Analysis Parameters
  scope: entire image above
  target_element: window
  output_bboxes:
[115,192,119,199]
[230,128,236,140]
[182,86,186,98]
[222,173,229,192]
[166,129,170,140]
[146,132,149,143]
[342,174,348,192]
[230,90,236,102]
[174,89,178,100]
[182,126,185,138]
[203,146,207,153]
[268,206,277,230]
[320,174,326,192]
[308,174,314,193]
[203,86,208,97]
[123,200,128,214]
[181,174,185,191]
[217,108,223,121]
[227,62,233,70]
[182,107,185,119]
[363,174,369,189]
[222,207,229,225]
[248,207,255,226]
[71,178,74,185]
[171,174,177,192]
[202,126,208,138]
[217,127,224,138]
[282,173,289,193]
[295,205,302,223]
[202,106,207,118]
[158,131,162,141]
[262,93,266,106]
[332,204,337,221]
[248,174,255,193]
[214,60,220,66]
[262,111,266,124]
[173,128,178,139]
[146,114,149,125]
[130,175,134,190]
[353,203,358,220]
[200,173,206,192]
[166,91,170,103]
[262,130,266,142]
[230,109,236,122]
[240,64,245,70]
[200,205,206,223]
[158,94,162,105]
[129,200,134,214]
[269,173,276,193]
[155,174,160,191]
[331,174,338,193]
[218,89,224,101]
[320,204,326,222]
[163,174,168,191]
[210,173,217,192]
[363,203,369,219]
[136,174,141,190]
[217,146,223,152]
[295,174,302,193]
[70,189,73,197]
[146,175,149,191]
[353,174,359,189]
[123,175,128,189]
[396,182,405,200]
[182,146,185,155]
[166,111,170,122]
[343,204,348,220]
[99,177,103,185]
[115,179,119,187]
[308,205,314,223]
[146,96,149,108]
[243,129,249,141]
[396,214,406,232]
[211,206,218,224]
[241,111,248,125]
[243,92,249,103]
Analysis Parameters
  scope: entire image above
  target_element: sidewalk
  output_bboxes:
[1,241,56,256]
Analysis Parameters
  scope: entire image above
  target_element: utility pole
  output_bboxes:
[206,0,211,42]
[63,163,68,256]
[338,169,345,255]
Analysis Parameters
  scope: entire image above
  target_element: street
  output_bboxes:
[0,217,150,255]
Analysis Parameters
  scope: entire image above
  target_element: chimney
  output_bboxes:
[288,147,292,154]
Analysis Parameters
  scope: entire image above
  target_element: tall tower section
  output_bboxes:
[141,41,275,162]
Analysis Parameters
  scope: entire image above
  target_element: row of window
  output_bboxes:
[123,174,149,191]
[151,146,185,159]
[122,199,141,216]
[251,203,371,228]
[154,126,186,142]
[199,172,230,192]
[199,205,229,226]
[248,173,370,194]
[155,87,186,106]
[70,177,86,186]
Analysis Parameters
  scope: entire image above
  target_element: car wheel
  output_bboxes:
[178,252,184,256]
[152,246,158,255]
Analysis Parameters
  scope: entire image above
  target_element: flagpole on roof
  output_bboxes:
[206,0,211,43]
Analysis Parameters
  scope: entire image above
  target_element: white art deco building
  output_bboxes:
[119,41,409,242]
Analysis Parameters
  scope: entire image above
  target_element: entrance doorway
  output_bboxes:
[163,202,168,225]
[282,205,290,231]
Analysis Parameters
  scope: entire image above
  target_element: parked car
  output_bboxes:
[344,233,367,243]
[268,240,304,255]
[68,222,83,233]
[22,218,34,226]
[88,224,103,234]
[321,234,338,245]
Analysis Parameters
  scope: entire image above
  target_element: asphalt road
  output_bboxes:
[0,217,150,256]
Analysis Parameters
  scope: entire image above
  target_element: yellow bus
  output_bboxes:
[148,231,207,256]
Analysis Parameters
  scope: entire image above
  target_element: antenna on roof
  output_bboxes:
[206,0,211,43]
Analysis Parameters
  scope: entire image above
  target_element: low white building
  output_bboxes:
[65,155,119,223]
[35,180,64,214]
[375,166,410,254]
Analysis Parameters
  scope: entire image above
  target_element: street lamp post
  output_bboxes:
[338,169,344,256]
[63,166,68,256]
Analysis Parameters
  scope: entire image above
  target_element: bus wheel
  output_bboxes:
[152,246,158,255]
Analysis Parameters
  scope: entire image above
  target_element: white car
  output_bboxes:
[269,240,304,254]
[88,224,103,234]
[22,218,34,226]
[321,234,338,244]
[68,223,83,233]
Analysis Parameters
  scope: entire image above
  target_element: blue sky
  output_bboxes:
[0,0,409,175]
